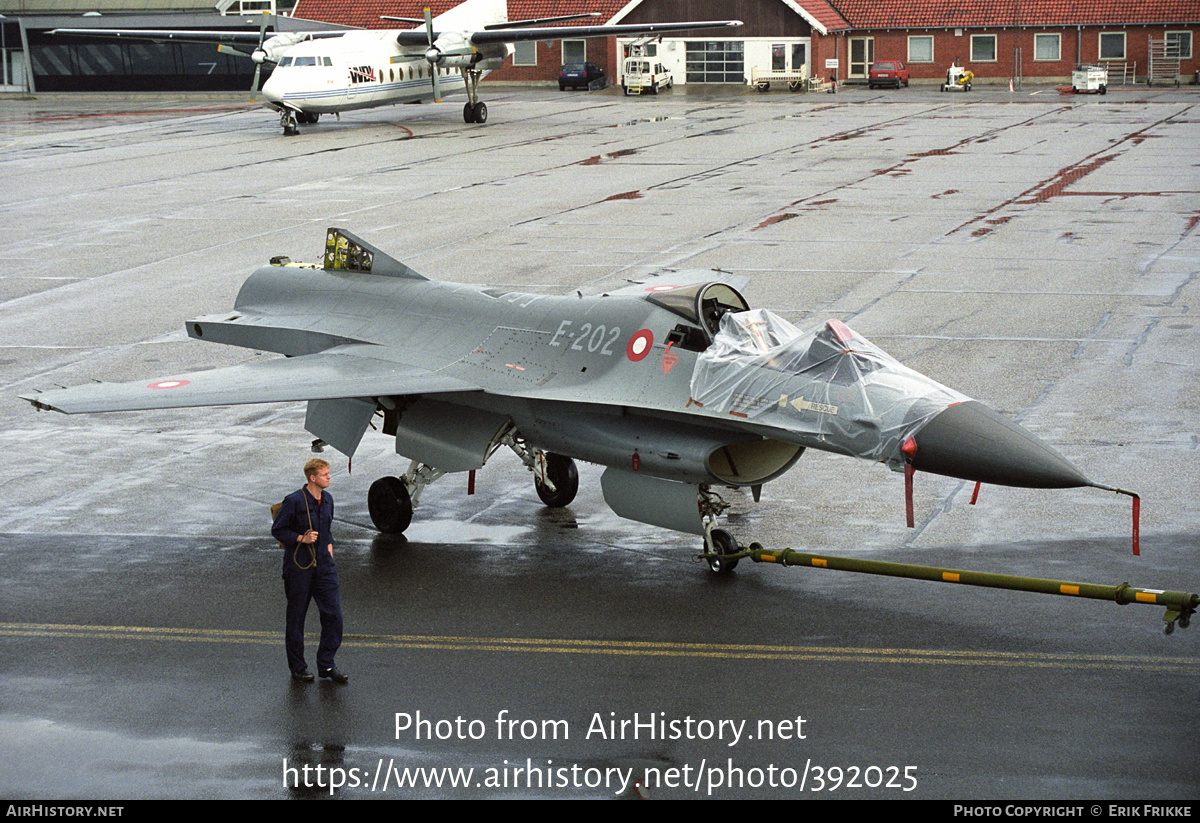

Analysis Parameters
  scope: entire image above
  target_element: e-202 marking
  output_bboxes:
[549,320,622,356]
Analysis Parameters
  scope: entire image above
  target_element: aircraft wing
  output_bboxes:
[394,20,742,47]
[49,28,349,45]
[22,346,478,415]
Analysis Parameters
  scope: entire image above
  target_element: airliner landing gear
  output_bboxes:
[280,109,300,136]
[461,69,488,124]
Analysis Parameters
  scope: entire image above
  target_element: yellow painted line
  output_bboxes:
[943,572,961,582]
[1061,584,1080,596]
[2,622,1198,673]
[1136,592,1158,603]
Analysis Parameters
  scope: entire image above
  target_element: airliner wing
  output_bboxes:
[49,28,349,45]
[393,20,741,47]
[22,346,478,415]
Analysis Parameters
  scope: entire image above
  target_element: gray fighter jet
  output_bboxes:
[23,228,1121,571]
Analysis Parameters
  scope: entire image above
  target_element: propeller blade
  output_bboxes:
[249,12,270,95]
[423,7,441,102]
[217,44,254,59]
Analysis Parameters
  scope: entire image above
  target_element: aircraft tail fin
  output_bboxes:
[322,227,427,280]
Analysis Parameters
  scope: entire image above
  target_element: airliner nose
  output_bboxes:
[261,74,282,106]
[907,400,1089,489]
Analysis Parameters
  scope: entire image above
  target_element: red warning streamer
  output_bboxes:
[905,464,915,528]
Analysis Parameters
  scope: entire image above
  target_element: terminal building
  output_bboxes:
[1,0,1196,93]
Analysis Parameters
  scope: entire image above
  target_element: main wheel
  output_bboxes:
[472,102,487,124]
[706,528,739,574]
[534,453,579,507]
[463,102,476,123]
[368,476,412,534]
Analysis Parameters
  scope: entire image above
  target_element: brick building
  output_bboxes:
[281,0,1200,87]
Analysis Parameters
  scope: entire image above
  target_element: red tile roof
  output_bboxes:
[831,0,1200,29]
[293,0,628,29]
[788,0,850,32]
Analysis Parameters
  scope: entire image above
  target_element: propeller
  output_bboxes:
[215,12,272,93]
[423,6,441,102]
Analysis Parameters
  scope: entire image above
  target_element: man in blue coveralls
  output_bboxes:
[272,457,348,684]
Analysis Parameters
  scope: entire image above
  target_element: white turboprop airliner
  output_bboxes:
[54,0,741,134]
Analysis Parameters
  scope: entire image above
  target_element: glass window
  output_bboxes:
[908,36,933,63]
[1166,31,1193,59]
[562,40,585,64]
[970,35,997,62]
[513,41,536,66]
[1034,33,1060,61]
[792,43,807,70]
[1099,32,1125,60]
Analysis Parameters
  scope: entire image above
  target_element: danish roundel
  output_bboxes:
[148,380,190,390]
[626,329,654,362]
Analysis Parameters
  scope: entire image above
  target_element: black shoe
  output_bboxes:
[319,667,348,684]
[291,670,315,683]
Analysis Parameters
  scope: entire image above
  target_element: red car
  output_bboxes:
[869,60,910,89]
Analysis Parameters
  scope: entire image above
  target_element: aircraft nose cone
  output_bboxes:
[261,75,282,105]
[908,400,1089,489]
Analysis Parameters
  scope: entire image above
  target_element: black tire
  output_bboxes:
[463,102,475,123]
[473,102,487,124]
[756,82,770,93]
[706,528,739,574]
[534,453,579,507]
[368,476,413,534]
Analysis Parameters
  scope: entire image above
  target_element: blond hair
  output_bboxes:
[303,457,330,482]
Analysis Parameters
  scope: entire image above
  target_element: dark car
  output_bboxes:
[869,60,910,89]
[559,62,606,91]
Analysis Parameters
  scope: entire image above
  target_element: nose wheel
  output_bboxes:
[280,109,300,136]
[704,528,739,574]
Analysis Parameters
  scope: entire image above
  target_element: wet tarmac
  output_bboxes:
[1,83,1198,799]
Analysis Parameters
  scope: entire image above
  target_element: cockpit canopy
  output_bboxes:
[646,281,750,350]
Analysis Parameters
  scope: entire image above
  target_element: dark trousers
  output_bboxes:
[283,566,343,673]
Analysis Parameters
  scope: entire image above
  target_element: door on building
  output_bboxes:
[849,37,874,79]
[769,42,809,76]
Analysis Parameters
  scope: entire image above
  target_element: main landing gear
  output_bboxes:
[461,68,488,124]
[365,439,578,536]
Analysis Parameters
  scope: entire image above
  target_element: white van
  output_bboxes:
[622,57,673,95]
